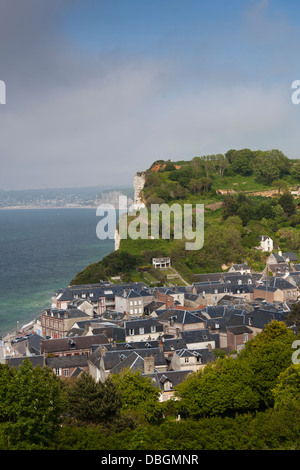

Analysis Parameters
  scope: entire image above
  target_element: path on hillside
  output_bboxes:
[170,268,190,286]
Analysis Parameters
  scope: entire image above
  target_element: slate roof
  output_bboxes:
[246,309,287,329]
[227,325,253,335]
[7,355,44,369]
[94,347,167,372]
[43,307,90,320]
[149,370,192,390]
[41,334,109,353]
[283,252,299,262]
[193,273,223,283]
[222,274,253,284]
[155,309,206,326]
[125,318,164,334]
[175,348,215,364]
[46,354,88,369]
[180,329,219,348]
[109,351,151,375]
[117,289,142,299]
[161,337,187,351]
[201,305,246,318]
[193,283,253,295]
[269,253,285,263]
[257,277,297,291]
[230,263,250,271]
[54,282,148,302]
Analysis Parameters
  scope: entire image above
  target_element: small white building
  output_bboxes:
[152,257,171,269]
[258,235,273,252]
[291,187,300,197]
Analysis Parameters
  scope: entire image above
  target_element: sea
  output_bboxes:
[0,209,115,337]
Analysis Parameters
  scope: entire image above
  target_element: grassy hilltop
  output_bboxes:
[71,148,300,286]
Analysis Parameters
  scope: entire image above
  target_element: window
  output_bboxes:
[243,333,248,342]
[130,308,133,314]
[151,326,156,333]
[129,328,134,336]
[63,369,69,377]
[184,357,189,363]
[138,300,142,305]
[130,301,133,306]
[139,327,144,335]
[164,380,172,390]
[54,368,61,376]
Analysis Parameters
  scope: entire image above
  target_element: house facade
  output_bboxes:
[227,325,253,352]
[40,334,109,358]
[115,289,153,316]
[124,318,163,342]
[259,236,273,252]
[41,308,91,339]
[169,348,215,373]
[152,257,171,269]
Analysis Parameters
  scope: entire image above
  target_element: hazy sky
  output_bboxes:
[1,0,300,190]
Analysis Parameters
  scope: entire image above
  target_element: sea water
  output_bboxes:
[0,209,114,336]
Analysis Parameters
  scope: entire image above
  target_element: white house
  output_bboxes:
[152,257,171,269]
[258,235,273,252]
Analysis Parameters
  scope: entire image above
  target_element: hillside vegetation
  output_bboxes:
[71,148,300,285]
[1,322,300,450]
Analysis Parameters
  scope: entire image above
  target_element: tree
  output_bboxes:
[200,155,217,177]
[66,372,121,425]
[253,152,281,185]
[176,357,260,418]
[173,184,186,199]
[269,149,292,177]
[231,154,253,175]
[216,154,229,178]
[238,322,295,407]
[286,301,300,335]
[272,364,300,411]
[222,195,238,219]
[272,180,288,195]
[291,163,300,180]
[0,364,15,424]
[1,358,65,447]
[111,369,161,424]
[278,192,296,216]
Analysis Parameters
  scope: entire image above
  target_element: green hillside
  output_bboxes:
[71,148,300,286]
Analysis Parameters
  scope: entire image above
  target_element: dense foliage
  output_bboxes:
[70,148,300,285]
[1,322,300,450]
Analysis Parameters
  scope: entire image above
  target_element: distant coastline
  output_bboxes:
[0,205,97,210]
[0,185,134,212]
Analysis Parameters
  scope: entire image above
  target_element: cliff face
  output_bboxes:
[114,171,146,250]
[133,172,146,209]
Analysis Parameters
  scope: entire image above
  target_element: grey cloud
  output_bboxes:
[0,1,299,190]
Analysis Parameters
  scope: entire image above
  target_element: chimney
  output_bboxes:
[144,355,155,374]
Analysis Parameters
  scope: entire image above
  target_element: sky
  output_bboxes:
[1,0,300,191]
